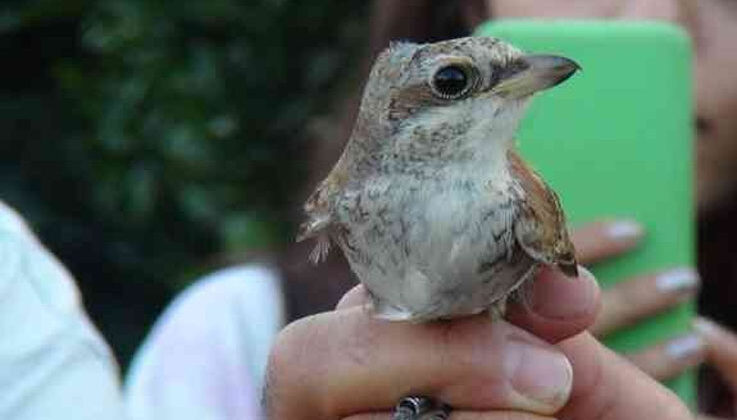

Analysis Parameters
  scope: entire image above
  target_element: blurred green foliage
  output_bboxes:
[1,0,366,365]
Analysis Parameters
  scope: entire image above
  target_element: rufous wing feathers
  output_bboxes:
[508,151,578,277]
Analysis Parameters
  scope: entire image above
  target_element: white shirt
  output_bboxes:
[0,201,125,420]
[124,265,285,420]
[0,200,285,420]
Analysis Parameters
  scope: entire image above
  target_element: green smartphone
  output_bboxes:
[474,21,696,404]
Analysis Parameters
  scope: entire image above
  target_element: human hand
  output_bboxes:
[570,220,705,380]
[265,266,692,419]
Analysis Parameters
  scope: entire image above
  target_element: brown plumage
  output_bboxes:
[508,150,579,277]
[298,37,579,321]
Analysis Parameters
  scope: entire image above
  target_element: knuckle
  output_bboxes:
[605,277,654,314]
[617,276,661,309]
[265,316,326,415]
[432,316,505,382]
[267,311,373,417]
[268,317,313,376]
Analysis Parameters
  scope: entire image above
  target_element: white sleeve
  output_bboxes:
[124,265,285,420]
[0,201,125,420]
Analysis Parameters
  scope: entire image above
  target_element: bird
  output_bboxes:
[298,36,580,323]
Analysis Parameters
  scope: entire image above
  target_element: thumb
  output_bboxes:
[556,332,691,420]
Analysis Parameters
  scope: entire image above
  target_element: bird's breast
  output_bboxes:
[333,171,527,320]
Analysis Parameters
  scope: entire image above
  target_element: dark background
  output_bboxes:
[1,0,367,367]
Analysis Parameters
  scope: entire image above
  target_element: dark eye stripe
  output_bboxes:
[492,59,530,87]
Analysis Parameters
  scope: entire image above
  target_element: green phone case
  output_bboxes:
[474,21,695,404]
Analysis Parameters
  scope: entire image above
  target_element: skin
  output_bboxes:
[266,232,735,419]
[571,221,707,380]
[266,267,694,419]
[372,0,737,210]
[483,0,737,213]
[268,0,737,418]
[475,0,737,416]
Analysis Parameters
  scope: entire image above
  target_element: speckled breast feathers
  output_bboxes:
[298,37,579,321]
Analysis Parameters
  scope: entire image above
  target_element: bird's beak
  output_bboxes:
[491,54,580,98]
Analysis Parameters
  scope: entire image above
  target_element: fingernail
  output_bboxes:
[505,339,573,414]
[655,268,700,293]
[693,317,719,336]
[665,333,705,360]
[605,220,643,241]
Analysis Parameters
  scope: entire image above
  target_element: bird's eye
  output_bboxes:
[430,65,473,100]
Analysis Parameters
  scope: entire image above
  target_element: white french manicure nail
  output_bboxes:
[655,268,699,293]
[693,317,718,335]
[606,220,642,240]
[665,334,705,360]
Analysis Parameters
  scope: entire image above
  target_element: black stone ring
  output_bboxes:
[392,396,452,420]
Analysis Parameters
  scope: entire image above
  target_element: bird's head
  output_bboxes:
[348,37,579,174]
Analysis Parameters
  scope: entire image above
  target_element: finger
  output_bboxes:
[336,284,370,310]
[570,220,644,264]
[694,317,737,391]
[506,266,600,343]
[589,267,699,337]
[266,311,573,419]
[339,266,600,344]
[626,333,706,381]
[556,332,692,420]
[343,411,556,420]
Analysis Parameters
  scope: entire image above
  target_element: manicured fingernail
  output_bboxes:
[655,268,699,293]
[693,317,719,336]
[506,340,573,414]
[665,333,705,360]
[606,220,643,240]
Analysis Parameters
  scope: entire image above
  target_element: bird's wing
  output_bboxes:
[297,185,332,241]
[508,150,578,277]
[296,172,345,264]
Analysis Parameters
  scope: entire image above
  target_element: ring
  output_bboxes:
[392,396,452,420]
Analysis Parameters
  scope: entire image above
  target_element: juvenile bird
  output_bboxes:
[298,36,579,322]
